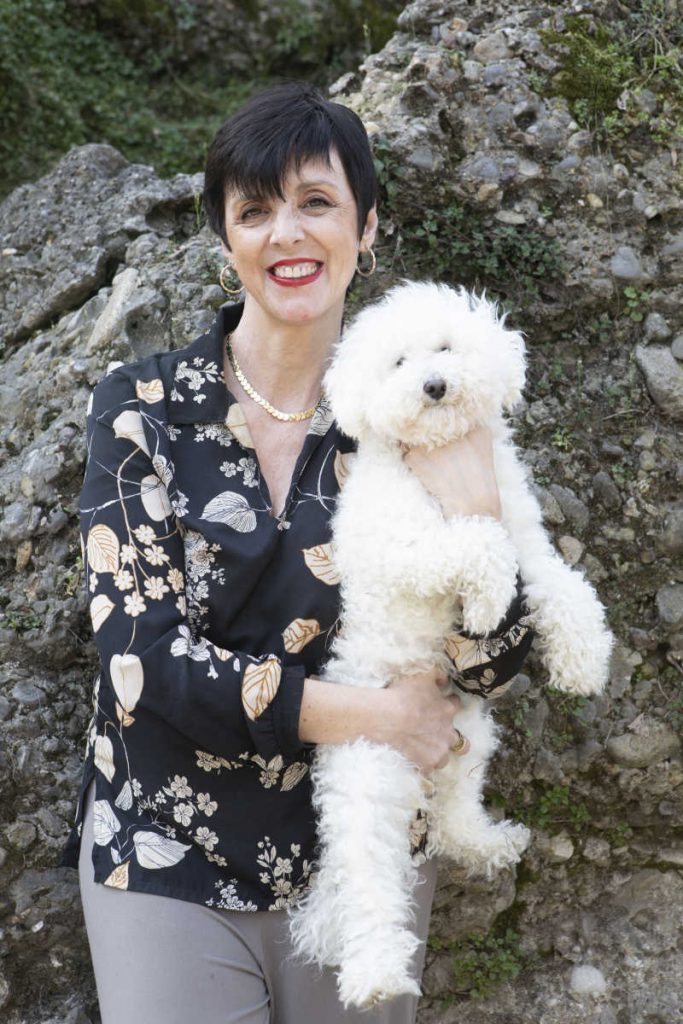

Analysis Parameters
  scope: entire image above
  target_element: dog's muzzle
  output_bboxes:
[423,376,447,401]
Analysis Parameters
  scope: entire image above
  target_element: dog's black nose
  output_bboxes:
[423,376,447,401]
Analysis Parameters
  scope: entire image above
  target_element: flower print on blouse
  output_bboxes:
[59,300,534,911]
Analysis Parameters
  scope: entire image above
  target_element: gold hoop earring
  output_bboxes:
[219,262,244,296]
[356,247,376,278]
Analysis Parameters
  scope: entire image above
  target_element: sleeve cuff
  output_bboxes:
[246,663,310,762]
[459,569,528,640]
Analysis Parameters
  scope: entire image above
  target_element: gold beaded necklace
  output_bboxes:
[225,335,323,423]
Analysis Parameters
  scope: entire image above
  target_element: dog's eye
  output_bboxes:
[395,357,405,367]
[439,344,451,352]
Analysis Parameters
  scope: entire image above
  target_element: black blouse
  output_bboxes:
[59,301,534,911]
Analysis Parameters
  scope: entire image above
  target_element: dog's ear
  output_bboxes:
[323,344,370,442]
[473,294,527,412]
[498,324,527,412]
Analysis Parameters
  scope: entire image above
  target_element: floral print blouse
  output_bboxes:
[59,300,534,911]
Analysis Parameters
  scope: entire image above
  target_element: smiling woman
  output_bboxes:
[61,80,534,1024]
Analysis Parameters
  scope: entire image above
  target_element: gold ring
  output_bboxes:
[450,729,466,753]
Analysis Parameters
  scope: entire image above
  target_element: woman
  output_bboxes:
[60,81,533,1023]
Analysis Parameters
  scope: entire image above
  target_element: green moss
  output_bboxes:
[540,7,683,148]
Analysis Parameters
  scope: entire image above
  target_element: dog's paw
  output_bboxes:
[438,819,531,876]
[338,969,421,1010]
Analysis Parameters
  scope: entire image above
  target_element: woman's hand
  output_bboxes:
[402,423,502,520]
[376,667,470,774]
[298,669,470,774]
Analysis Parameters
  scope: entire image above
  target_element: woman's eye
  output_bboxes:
[395,356,405,368]
[305,196,331,209]
[240,206,265,220]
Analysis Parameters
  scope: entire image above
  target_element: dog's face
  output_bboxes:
[325,281,527,446]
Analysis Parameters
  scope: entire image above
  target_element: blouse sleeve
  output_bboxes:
[80,370,306,763]
[445,570,535,699]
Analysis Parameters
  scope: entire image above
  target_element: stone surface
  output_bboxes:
[634,344,683,420]
[2,1,683,1021]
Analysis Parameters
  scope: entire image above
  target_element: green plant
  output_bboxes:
[451,928,525,998]
[622,286,651,323]
[550,425,574,451]
[4,609,44,633]
[519,783,590,833]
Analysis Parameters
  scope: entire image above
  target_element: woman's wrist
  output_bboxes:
[298,676,389,746]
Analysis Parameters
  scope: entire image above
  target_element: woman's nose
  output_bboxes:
[269,204,305,246]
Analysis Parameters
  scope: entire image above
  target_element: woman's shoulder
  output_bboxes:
[88,309,229,422]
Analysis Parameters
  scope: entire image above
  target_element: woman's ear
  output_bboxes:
[360,205,378,251]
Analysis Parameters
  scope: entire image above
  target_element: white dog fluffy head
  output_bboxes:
[325,280,527,446]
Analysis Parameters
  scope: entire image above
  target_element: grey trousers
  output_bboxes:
[78,780,438,1024]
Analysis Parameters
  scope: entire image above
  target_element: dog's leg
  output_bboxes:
[492,430,614,695]
[425,701,530,874]
[288,738,427,1009]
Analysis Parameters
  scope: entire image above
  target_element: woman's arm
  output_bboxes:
[298,668,468,773]
[81,369,307,765]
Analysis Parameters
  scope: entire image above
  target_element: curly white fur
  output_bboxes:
[287,280,614,1009]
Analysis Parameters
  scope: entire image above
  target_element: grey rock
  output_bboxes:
[592,470,622,509]
[672,334,683,360]
[472,31,511,63]
[656,505,683,556]
[644,311,672,342]
[606,718,681,767]
[610,245,644,281]
[6,820,37,850]
[548,484,590,532]
[655,584,683,628]
[569,964,608,995]
[635,344,683,420]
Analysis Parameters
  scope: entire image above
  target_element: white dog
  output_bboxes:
[287,281,614,1009]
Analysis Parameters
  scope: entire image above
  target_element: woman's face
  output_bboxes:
[222,148,378,329]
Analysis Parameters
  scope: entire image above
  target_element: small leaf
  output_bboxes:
[94,735,116,782]
[87,524,120,574]
[115,780,133,811]
[110,653,144,713]
[225,403,255,448]
[90,593,115,632]
[93,799,121,845]
[282,618,321,653]
[133,831,192,869]
[113,410,150,455]
[140,475,173,522]
[201,491,257,532]
[242,659,282,721]
[104,861,130,889]
[302,543,340,585]
[281,762,308,791]
[213,645,233,661]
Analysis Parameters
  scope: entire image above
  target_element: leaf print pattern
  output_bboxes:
[282,618,321,653]
[302,543,341,586]
[242,659,282,721]
[61,301,533,912]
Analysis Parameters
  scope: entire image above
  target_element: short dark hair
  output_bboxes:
[203,81,378,249]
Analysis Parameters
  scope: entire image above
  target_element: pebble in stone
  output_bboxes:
[606,719,681,768]
[558,535,584,565]
[570,964,608,996]
[656,583,683,629]
[644,311,672,343]
[592,470,622,509]
[634,344,683,421]
[672,334,683,360]
[656,505,683,556]
[548,484,590,532]
[472,31,511,63]
[610,245,644,281]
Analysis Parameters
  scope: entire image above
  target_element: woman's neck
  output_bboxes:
[227,295,343,409]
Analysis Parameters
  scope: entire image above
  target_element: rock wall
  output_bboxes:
[1,1,682,1021]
